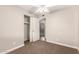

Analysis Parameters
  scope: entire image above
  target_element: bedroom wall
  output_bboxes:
[46,6,79,48]
[0,5,39,53]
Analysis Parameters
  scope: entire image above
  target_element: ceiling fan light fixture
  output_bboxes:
[35,6,49,14]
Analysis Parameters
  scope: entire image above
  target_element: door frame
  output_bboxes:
[39,18,46,40]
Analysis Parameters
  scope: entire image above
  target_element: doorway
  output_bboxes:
[24,15,30,43]
[39,18,46,41]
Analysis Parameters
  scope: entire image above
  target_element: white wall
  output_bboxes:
[46,6,79,48]
[0,5,39,53]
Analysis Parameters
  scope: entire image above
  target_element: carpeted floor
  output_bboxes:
[8,40,78,54]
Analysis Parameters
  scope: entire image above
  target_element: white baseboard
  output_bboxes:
[1,44,24,54]
[47,40,79,50]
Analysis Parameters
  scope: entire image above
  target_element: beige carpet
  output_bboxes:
[8,40,78,54]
